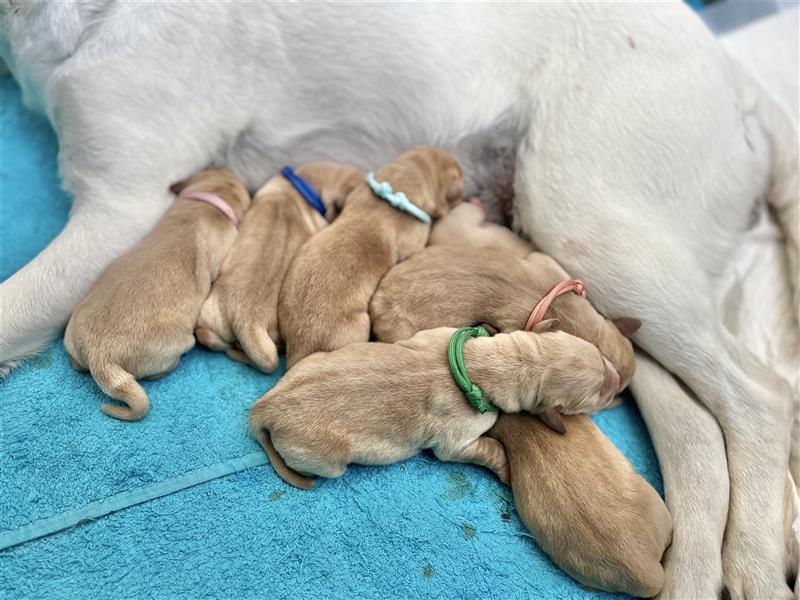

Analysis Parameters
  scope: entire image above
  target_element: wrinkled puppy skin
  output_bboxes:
[279,146,463,369]
[64,169,251,420]
[489,413,672,598]
[195,162,363,372]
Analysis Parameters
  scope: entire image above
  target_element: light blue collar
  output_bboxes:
[365,172,432,224]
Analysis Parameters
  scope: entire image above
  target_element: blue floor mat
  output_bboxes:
[0,75,662,599]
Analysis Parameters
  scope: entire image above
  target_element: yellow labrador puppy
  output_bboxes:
[195,163,362,372]
[65,169,250,420]
[279,146,463,368]
[489,413,672,597]
[250,324,621,489]
[428,200,534,258]
[370,244,638,389]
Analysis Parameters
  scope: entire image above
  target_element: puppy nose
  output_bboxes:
[601,358,621,400]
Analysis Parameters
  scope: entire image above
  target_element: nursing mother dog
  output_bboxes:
[1,3,797,598]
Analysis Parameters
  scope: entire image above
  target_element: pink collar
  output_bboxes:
[525,279,587,331]
[178,190,240,227]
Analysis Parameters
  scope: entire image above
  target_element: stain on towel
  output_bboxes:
[445,471,474,500]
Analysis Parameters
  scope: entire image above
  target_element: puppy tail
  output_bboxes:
[92,362,150,421]
[237,323,279,374]
[251,425,315,490]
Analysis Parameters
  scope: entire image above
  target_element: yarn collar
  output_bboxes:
[365,172,432,224]
[447,325,496,414]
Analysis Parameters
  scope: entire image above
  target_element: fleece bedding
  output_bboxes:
[0,74,668,599]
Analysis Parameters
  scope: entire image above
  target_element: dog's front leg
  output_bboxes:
[632,352,729,599]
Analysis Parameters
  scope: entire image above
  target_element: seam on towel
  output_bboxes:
[0,451,267,551]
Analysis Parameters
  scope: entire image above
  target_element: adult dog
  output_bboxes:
[1,3,797,597]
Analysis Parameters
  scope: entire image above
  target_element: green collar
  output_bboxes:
[447,326,496,414]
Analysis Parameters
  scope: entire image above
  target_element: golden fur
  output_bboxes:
[250,326,618,489]
[64,169,251,420]
[195,162,362,372]
[489,414,672,597]
[372,214,669,596]
[429,201,535,258]
[278,147,463,369]
[370,244,637,388]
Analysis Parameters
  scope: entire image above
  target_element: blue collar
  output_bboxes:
[365,172,432,224]
[281,166,327,217]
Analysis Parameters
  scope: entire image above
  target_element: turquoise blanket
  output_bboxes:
[0,76,661,599]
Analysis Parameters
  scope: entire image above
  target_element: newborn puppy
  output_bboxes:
[64,169,251,420]
[279,146,463,368]
[370,245,638,389]
[489,413,672,597]
[429,200,534,258]
[250,325,621,488]
[195,163,363,372]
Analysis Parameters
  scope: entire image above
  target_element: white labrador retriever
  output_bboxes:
[0,3,797,597]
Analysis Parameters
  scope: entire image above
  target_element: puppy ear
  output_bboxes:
[445,166,464,206]
[170,178,190,195]
[324,172,362,222]
[612,318,641,337]
[539,407,567,434]
[531,318,560,333]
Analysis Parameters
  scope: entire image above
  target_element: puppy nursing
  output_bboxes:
[279,146,463,368]
[249,325,620,489]
[371,220,638,388]
[65,169,250,420]
[195,163,362,372]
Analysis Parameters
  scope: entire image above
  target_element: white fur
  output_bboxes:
[1,2,797,595]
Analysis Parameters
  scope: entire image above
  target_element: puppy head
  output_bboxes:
[397,146,464,219]
[429,201,485,245]
[525,328,621,415]
[295,162,363,222]
[170,168,252,215]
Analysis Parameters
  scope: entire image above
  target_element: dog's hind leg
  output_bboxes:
[632,352,728,599]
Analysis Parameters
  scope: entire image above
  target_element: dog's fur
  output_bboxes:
[371,244,637,388]
[1,3,798,595]
[250,325,619,489]
[279,147,462,368]
[489,413,673,597]
[64,169,250,420]
[195,162,362,372]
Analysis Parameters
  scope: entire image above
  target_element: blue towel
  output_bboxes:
[0,76,662,599]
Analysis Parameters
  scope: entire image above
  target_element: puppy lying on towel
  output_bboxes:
[490,414,672,597]
[195,163,362,372]
[65,169,251,420]
[250,324,620,489]
[278,146,463,368]
[373,208,670,596]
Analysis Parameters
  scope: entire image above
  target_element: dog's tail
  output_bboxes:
[236,323,279,374]
[92,362,150,421]
[754,79,799,321]
[250,421,314,490]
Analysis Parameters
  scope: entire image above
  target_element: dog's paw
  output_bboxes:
[658,532,723,599]
[723,535,793,600]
